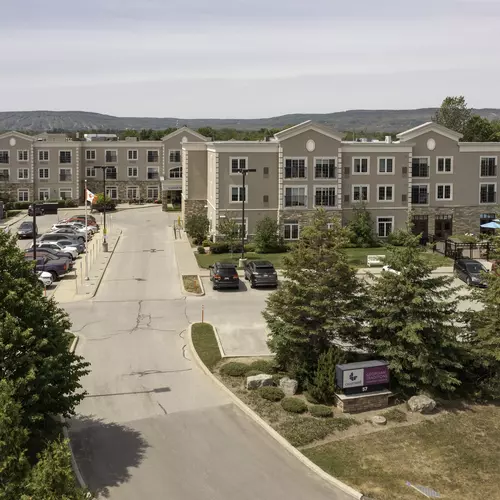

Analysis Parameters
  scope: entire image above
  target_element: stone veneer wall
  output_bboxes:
[412,206,495,235]
[183,199,207,222]
[335,392,390,413]
[280,209,342,226]
[84,180,161,202]
[0,182,35,201]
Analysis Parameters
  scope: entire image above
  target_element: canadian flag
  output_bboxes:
[86,189,95,204]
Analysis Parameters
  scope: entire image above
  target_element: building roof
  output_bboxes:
[274,120,343,142]
[397,121,463,141]
[162,126,209,142]
[0,130,34,142]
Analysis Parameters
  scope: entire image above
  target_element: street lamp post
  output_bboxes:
[238,168,256,264]
[94,166,109,252]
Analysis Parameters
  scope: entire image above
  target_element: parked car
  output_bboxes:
[243,260,278,288]
[454,258,488,287]
[209,262,240,290]
[17,221,38,239]
[32,241,78,260]
[24,255,69,281]
[48,228,86,243]
[65,215,98,226]
[28,205,44,216]
[66,221,98,234]
[51,224,91,238]
[51,238,86,254]
[39,233,86,250]
[382,265,402,276]
[25,249,73,269]
[37,271,53,288]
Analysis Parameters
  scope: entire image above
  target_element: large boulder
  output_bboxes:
[407,395,436,414]
[246,374,274,390]
[279,376,298,396]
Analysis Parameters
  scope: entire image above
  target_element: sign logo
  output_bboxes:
[343,369,364,388]
[349,372,358,382]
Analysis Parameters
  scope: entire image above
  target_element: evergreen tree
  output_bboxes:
[309,347,346,403]
[347,203,378,248]
[365,230,463,394]
[263,210,366,383]
[0,231,90,438]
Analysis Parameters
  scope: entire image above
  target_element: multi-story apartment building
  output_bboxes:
[0,127,208,206]
[182,120,500,240]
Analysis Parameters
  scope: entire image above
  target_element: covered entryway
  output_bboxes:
[165,188,182,209]
[435,214,453,239]
[412,215,429,244]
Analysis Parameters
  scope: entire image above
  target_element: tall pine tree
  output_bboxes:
[263,210,366,384]
[365,230,463,394]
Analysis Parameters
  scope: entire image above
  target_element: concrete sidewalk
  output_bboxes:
[174,230,201,276]
[53,228,121,303]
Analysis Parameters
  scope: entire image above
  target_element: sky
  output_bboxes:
[1,0,500,118]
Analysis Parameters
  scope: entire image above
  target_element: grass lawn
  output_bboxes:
[196,248,452,269]
[191,322,222,371]
[182,275,202,294]
[304,405,500,500]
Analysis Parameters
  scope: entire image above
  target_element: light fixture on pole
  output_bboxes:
[93,166,109,252]
[238,168,256,265]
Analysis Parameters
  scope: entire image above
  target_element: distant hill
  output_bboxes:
[1,108,500,133]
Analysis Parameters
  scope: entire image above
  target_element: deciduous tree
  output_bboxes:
[253,216,282,253]
[184,214,210,244]
[347,203,378,248]
[433,95,472,134]
[217,217,240,252]
[263,210,366,384]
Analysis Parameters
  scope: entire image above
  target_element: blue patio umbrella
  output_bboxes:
[481,221,500,229]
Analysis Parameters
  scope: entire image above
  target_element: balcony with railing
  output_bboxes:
[105,169,117,180]
[284,195,307,208]
[147,171,160,180]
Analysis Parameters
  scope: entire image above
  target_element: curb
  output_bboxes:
[91,230,122,298]
[188,323,363,500]
[4,212,28,228]
[180,274,205,296]
[62,334,92,498]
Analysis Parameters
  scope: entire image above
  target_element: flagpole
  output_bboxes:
[84,180,89,281]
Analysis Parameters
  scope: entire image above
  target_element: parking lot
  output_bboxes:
[185,271,483,358]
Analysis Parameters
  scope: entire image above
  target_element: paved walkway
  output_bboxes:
[174,230,202,276]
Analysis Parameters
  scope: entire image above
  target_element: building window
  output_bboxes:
[38,188,49,200]
[412,157,429,177]
[480,183,496,204]
[147,186,159,199]
[17,168,29,180]
[314,158,336,179]
[436,184,453,200]
[86,167,96,177]
[59,168,72,182]
[352,185,369,202]
[86,150,96,161]
[105,150,118,163]
[0,169,9,181]
[284,186,307,207]
[59,188,73,200]
[480,157,497,177]
[127,186,139,199]
[18,189,29,202]
[377,185,394,202]
[17,150,29,162]
[59,151,72,164]
[284,221,300,240]
[38,150,49,162]
[411,185,429,205]
[437,157,453,173]
[169,166,182,179]
[378,157,394,174]
[0,151,9,164]
[147,167,159,180]
[147,150,159,163]
[353,157,369,174]
[314,186,336,207]
[169,150,181,163]
[284,158,306,179]
[105,167,117,180]
[230,157,247,174]
[128,150,138,161]
[106,186,118,199]
[230,185,247,202]
[377,216,394,237]
[38,168,49,179]
[128,166,138,177]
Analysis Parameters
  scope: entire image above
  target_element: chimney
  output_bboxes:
[385,135,392,144]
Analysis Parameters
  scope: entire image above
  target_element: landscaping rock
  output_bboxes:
[407,395,436,414]
[371,415,387,426]
[279,377,298,396]
[246,374,274,390]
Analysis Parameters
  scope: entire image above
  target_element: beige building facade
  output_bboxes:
[182,121,500,241]
[0,127,208,206]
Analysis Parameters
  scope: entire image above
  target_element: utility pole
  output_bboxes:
[94,166,109,252]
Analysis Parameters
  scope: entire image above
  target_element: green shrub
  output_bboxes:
[210,242,229,254]
[281,397,308,414]
[197,246,206,254]
[185,214,210,243]
[64,199,78,207]
[219,361,252,377]
[387,229,409,247]
[244,243,256,252]
[246,369,263,377]
[250,359,275,374]
[6,210,21,218]
[202,239,212,247]
[304,391,320,404]
[13,201,31,210]
[309,404,333,418]
[259,386,285,402]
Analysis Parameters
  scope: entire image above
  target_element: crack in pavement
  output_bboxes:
[182,344,190,361]
[157,402,168,415]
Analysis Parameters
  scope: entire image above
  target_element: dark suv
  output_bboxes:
[454,258,488,287]
[244,260,278,288]
[209,262,240,290]
[17,221,38,239]
[24,255,69,281]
